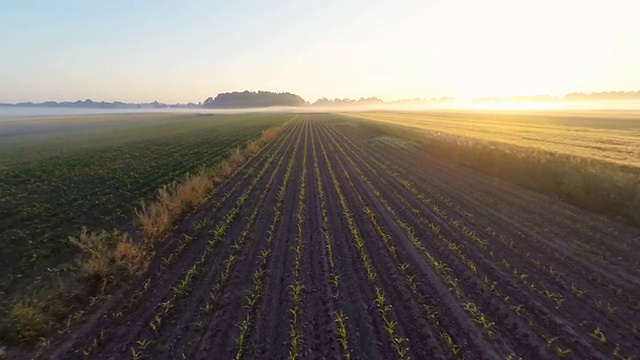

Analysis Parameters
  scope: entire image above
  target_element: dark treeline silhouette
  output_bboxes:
[0,99,200,109]
[5,89,640,110]
[202,91,307,108]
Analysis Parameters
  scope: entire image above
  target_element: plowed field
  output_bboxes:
[23,115,640,360]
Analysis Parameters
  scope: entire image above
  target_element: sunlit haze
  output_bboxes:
[1,0,639,104]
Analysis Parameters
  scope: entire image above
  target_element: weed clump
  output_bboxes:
[260,127,279,143]
[6,296,55,343]
[135,192,173,241]
[69,228,149,290]
[230,147,246,166]
[246,140,261,155]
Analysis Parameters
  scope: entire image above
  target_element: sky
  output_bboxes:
[1,0,639,104]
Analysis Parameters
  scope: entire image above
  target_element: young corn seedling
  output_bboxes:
[612,343,637,360]
[131,347,142,360]
[137,339,152,350]
[335,310,351,360]
[441,332,461,357]
[591,327,607,346]
[555,347,571,358]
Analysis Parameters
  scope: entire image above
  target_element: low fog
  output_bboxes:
[3,101,640,123]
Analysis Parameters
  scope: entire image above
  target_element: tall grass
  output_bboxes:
[134,125,284,243]
[246,140,261,155]
[229,147,246,166]
[135,173,212,243]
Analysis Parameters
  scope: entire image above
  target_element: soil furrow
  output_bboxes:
[20,115,639,360]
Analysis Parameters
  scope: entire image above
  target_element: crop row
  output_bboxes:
[121,122,301,359]
[231,121,303,359]
[320,121,484,357]
[345,126,635,357]
[122,123,298,314]
[323,118,639,359]
[355,121,639,313]
[287,120,309,360]
[309,123,350,359]
[0,118,279,291]
[322,119,568,357]
[179,120,303,357]
[316,123,411,359]
[20,121,296,356]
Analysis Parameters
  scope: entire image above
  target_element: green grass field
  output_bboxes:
[0,113,292,296]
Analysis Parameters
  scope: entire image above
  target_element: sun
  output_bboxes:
[430,1,611,100]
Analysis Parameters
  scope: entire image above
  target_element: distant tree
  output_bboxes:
[201,91,307,108]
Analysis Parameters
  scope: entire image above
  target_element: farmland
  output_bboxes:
[347,110,640,167]
[5,113,638,359]
[0,113,291,298]
[348,110,640,227]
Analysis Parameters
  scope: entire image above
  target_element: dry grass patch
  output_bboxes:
[260,127,279,143]
[133,128,281,242]
[135,173,213,243]
[246,140,260,155]
[177,172,213,208]
[156,186,183,218]
[1,229,150,344]
[69,228,149,289]
[135,198,172,242]
[230,147,246,166]
[219,160,234,178]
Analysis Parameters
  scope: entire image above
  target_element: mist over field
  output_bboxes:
[4,99,640,122]
[0,106,308,120]
[2,1,640,359]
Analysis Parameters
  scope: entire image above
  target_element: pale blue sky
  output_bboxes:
[1,0,639,103]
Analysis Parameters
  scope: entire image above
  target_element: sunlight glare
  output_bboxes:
[430,0,614,99]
